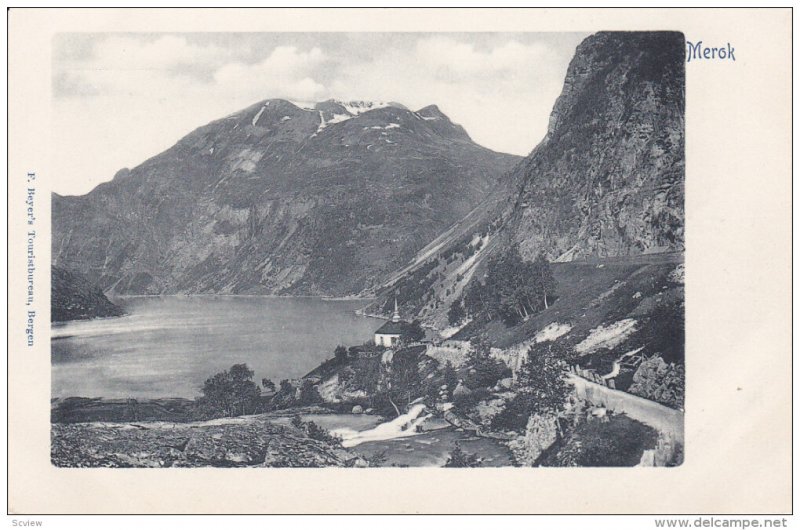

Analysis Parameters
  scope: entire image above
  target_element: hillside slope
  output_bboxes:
[51,266,124,322]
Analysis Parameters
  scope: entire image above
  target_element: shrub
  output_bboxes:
[444,442,481,467]
[305,420,342,445]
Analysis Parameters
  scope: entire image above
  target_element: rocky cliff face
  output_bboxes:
[509,31,685,261]
[51,266,124,322]
[52,99,519,296]
[369,31,685,327]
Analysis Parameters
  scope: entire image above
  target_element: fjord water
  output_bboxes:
[51,296,378,399]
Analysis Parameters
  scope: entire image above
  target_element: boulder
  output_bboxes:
[351,405,364,414]
[510,414,559,466]
[498,377,513,389]
[629,356,685,409]
[453,382,472,398]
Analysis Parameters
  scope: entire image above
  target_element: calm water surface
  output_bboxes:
[51,296,378,399]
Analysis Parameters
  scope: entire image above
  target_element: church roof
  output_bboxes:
[375,320,412,335]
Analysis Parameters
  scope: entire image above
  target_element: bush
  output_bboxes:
[542,414,659,467]
[291,415,342,446]
[444,442,481,467]
[305,420,342,445]
[452,387,491,412]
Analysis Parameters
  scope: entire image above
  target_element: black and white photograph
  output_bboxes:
[6,4,794,519]
[48,29,686,469]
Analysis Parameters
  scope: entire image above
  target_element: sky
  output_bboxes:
[52,32,588,195]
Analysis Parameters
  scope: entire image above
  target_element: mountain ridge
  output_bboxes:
[52,98,520,297]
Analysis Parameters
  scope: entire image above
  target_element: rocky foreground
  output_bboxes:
[51,414,368,468]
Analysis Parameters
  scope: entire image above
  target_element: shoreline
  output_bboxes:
[111,293,378,301]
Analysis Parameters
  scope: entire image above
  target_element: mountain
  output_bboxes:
[508,31,685,261]
[52,99,520,296]
[366,31,685,329]
[51,266,124,322]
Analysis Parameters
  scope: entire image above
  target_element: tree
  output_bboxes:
[334,345,348,361]
[464,338,511,389]
[462,246,558,326]
[516,342,570,414]
[447,299,466,326]
[531,252,557,309]
[387,350,424,411]
[261,378,276,393]
[491,341,570,432]
[201,363,262,417]
[407,319,425,342]
[297,379,323,406]
[350,358,382,394]
[279,379,293,394]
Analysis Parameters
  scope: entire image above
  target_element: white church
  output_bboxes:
[374,299,412,347]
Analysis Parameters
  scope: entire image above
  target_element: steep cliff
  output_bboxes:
[52,100,519,296]
[509,31,685,261]
[366,31,685,329]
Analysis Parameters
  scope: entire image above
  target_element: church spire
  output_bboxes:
[392,297,400,323]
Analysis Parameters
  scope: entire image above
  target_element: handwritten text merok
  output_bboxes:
[686,41,736,62]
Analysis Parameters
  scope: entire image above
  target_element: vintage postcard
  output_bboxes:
[7,7,792,515]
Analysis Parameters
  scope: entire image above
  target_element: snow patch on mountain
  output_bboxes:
[338,100,394,116]
[251,105,267,126]
[311,111,327,138]
[327,113,351,125]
